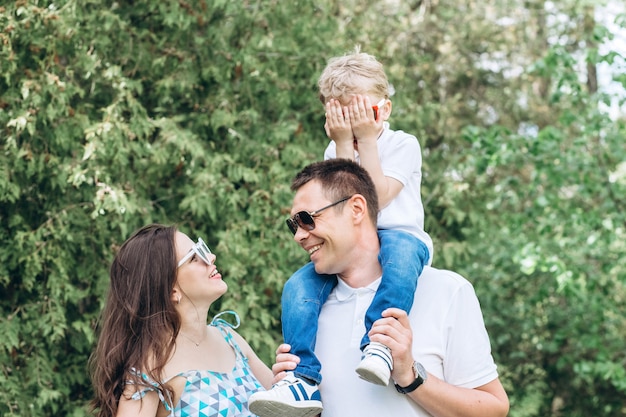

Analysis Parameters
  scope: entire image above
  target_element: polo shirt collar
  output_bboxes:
[335,276,382,302]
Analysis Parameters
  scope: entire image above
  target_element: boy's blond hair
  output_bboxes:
[318,46,390,104]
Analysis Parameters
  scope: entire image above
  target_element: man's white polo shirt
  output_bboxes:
[315,266,499,417]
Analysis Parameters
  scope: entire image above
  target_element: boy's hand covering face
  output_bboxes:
[324,96,386,152]
[325,99,354,148]
[349,95,384,146]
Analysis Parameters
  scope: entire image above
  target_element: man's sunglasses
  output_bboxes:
[286,196,352,235]
[177,237,213,268]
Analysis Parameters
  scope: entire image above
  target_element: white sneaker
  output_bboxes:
[355,341,393,386]
[248,371,323,417]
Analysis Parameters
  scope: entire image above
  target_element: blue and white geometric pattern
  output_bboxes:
[129,312,264,417]
[174,366,261,417]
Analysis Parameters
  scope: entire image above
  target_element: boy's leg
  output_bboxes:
[249,263,334,417]
[281,262,337,384]
[362,229,429,348]
[355,230,429,386]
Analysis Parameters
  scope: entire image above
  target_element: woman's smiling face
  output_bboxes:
[174,231,226,305]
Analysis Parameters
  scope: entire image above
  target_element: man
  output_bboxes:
[252,158,509,417]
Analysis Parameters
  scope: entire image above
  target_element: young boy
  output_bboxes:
[249,48,433,417]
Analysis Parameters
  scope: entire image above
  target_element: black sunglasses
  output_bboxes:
[286,196,352,235]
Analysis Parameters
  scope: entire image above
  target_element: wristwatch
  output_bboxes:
[394,361,428,394]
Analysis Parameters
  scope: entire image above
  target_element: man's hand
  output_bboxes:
[271,343,300,384]
[368,308,416,387]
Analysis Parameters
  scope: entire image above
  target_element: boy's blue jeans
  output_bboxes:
[281,229,430,384]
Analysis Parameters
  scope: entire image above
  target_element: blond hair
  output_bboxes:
[318,46,390,103]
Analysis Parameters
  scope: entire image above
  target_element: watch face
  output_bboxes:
[414,362,427,379]
[395,362,428,394]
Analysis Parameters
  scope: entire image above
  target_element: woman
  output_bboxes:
[90,224,274,417]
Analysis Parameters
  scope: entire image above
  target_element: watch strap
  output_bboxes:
[394,361,426,394]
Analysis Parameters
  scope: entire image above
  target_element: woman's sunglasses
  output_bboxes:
[177,237,213,268]
[286,196,352,235]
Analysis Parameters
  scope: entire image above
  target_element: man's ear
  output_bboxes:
[349,194,369,224]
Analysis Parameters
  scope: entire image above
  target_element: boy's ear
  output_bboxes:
[382,100,392,120]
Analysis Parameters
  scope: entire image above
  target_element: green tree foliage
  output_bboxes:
[1,0,624,416]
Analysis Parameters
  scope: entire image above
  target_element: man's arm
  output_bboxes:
[408,376,509,417]
[369,308,510,417]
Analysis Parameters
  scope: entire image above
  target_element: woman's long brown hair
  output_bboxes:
[89,224,181,416]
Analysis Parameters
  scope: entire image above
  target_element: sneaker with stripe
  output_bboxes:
[248,371,323,417]
[355,341,393,386]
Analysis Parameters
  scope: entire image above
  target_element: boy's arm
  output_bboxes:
[325,99,355,160]
[349,95,403,208]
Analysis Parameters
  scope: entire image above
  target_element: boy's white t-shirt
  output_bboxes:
[324,122,434,261]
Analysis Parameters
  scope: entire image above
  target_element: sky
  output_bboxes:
[597,2,626,119]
